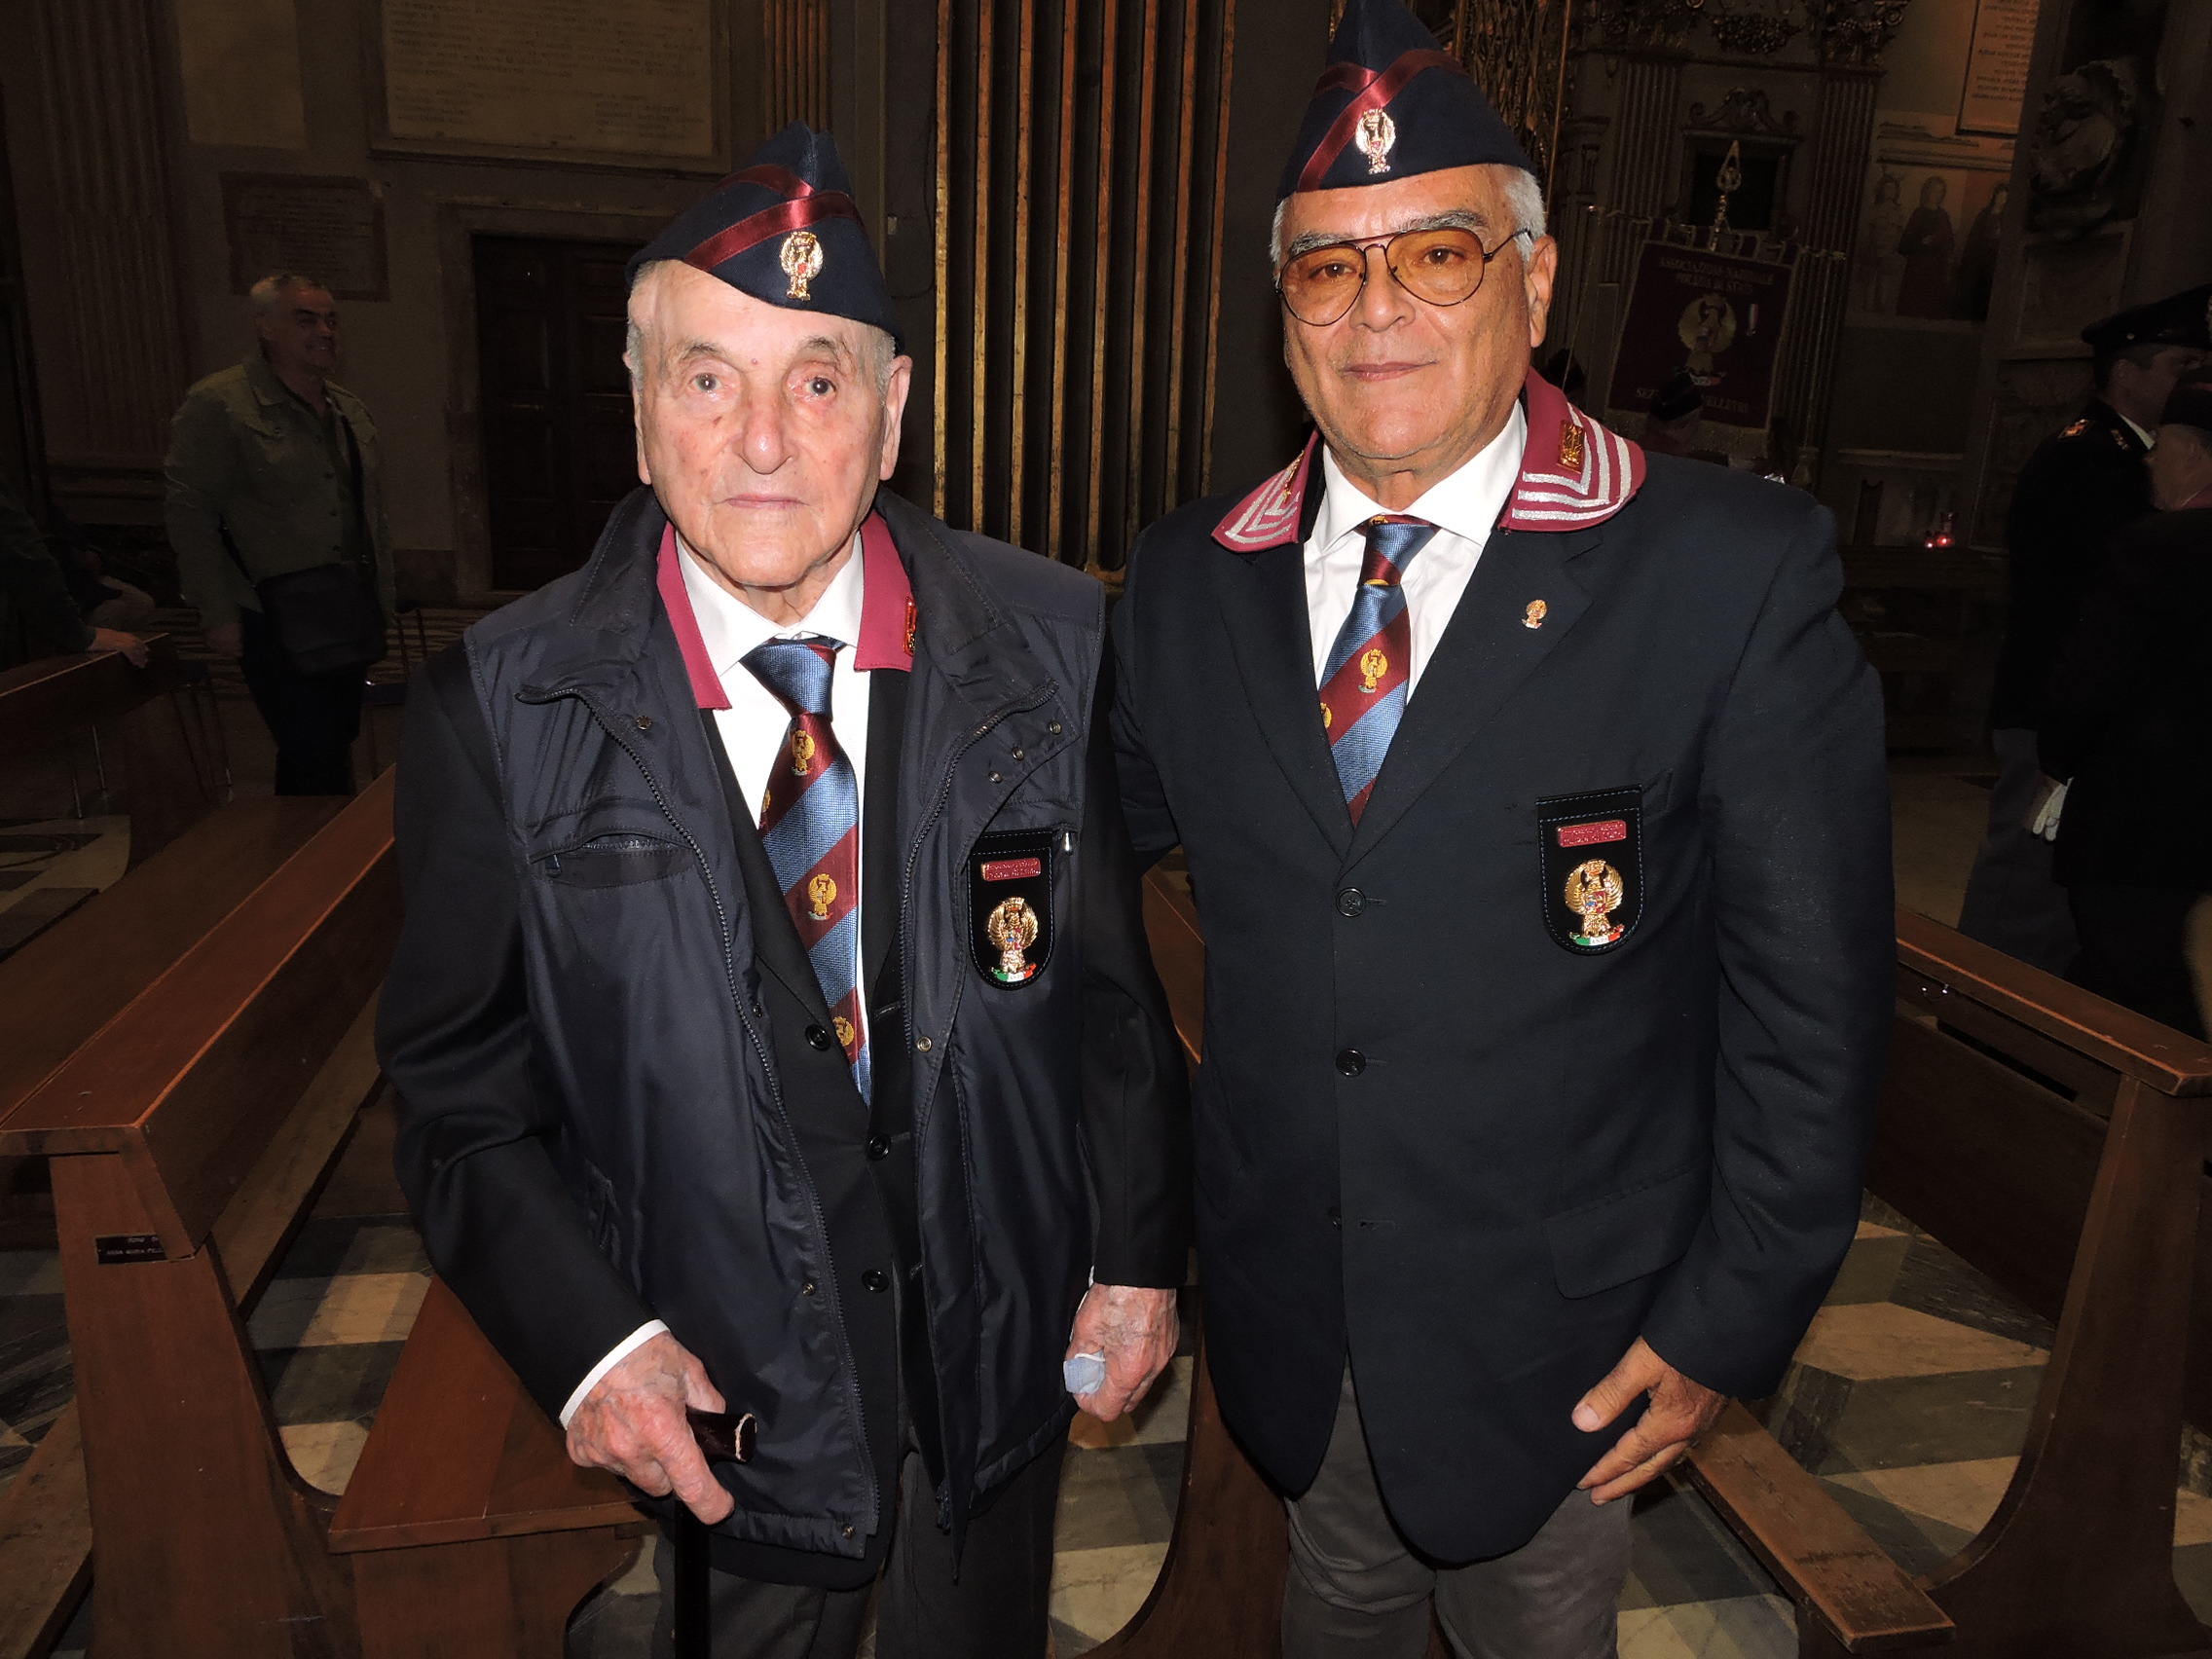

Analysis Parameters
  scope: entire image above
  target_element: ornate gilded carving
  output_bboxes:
[1811,0,1909,66]
[1686,88,1801,137]
[1589,0,1708,54]
[1703,0,1800,55]
[1436,0,1578,183]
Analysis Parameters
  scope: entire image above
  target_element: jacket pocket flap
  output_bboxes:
[536,836,690,888]
[1545,1162,1705,1299]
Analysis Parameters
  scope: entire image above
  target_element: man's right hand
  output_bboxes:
[204,621,243,658]
[89,628,149,667]
[565,1331,734,1524]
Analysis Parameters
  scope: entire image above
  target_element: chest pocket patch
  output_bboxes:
[1536,787,1643,955]
[968,828,1057,986]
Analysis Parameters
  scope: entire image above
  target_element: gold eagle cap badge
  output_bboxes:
[1524,599,1548,629]
[1355,109,1397,174]
[780,230,825,300]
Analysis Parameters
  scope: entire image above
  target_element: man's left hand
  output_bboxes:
[1572,1336,1724,1504]
[1067,1283,1179,1421]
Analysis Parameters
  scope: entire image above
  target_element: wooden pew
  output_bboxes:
[1114,871,2212,1658]
[0,797,345,1657]
[0,772,645,1657]
[0,637,213,867]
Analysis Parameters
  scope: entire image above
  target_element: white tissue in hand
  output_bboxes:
[1064,1351,1107,1396]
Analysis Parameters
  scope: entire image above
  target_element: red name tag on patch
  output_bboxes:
[981,857,1043,882]
[1558,820,1628,848]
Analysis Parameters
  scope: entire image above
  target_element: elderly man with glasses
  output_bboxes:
[1108,2,1892,1653]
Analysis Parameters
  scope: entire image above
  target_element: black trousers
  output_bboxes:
[649,1441,1065,1659]
[2068,883,2208,1041]
[237,608,364,795]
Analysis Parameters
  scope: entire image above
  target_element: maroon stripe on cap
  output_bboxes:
[1296,49,1468,194]
[684,192,864,274]
[706,162,817,198]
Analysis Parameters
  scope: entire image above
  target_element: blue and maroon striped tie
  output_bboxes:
[1319,516,1435,823]
[744,636,868,1100]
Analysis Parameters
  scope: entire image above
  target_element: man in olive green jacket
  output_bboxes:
[164,272,391,793]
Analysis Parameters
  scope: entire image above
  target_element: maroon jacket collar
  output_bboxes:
[1212,368,1644,552]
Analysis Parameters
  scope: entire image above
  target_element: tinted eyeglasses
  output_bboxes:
[1276,226,1528,327]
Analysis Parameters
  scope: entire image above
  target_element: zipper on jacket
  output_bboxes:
[897,682,1061,1116]
[535,683,881,1537]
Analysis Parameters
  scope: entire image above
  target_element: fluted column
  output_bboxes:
[1775,65,1879,452]
[24,0,187,498]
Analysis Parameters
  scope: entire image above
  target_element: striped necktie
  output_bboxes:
[1319,516,1435,823]
[744,635,868,1101]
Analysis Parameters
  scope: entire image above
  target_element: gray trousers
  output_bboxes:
[649,1442,1064,1659]
[1283,1370,1630,1659]
[1956,728,2079,976]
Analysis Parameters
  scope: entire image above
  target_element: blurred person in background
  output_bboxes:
[165,272,391,794]
[1959,284,2208,975]
[2039,371,2212,1040]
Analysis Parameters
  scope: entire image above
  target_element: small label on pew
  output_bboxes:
[94,1234,166,1265]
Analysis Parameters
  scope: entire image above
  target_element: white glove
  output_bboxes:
[2029,780,2069,843]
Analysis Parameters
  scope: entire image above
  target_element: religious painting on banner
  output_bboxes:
[1604,243,1796,432]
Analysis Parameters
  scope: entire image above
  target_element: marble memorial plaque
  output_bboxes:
[224,175,388,301]
[1959,0,2037,137]
[374,0,719,167]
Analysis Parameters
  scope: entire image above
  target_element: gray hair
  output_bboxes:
[1270,164,1546,271]
[248,273,329,315]
[623,258,898,393]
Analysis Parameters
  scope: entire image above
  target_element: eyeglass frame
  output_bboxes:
[1273,224,1533,327]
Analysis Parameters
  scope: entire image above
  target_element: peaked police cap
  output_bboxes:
[628,123,903,352]
[1278,0,1534,201]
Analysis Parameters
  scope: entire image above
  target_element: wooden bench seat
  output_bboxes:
[329,1279,648,1658]
[0,636,211,867]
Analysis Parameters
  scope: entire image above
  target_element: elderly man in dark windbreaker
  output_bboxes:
[377,124,1189,1659]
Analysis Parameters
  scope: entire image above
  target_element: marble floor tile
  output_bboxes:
[257,1340,407,1426]
[279,1419,370,1494]
[0,1250,63,1298]
[1050,1541,1167,1652]
[1068,1357,1192,1452]
[1828,1456,2013,1534]
[1624,1478,1776,1608]
[1791,1302,2045,1382]
[1618,1593,1797,1658]
[246,1271,427,1348]
[1054,1442,1183,1550]
[1887,1238,2054,1350]
[1807,1367,2046,1474]
[1823,1234,1911,1306]
[270,1216,430,1280]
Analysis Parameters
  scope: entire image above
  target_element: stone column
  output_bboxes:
[22,0,188,521]
[1777,62,1880,456]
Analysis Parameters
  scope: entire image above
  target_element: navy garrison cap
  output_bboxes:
[628,123,902,351]
[1278,0,1533,201]
[2081,283,2211,356]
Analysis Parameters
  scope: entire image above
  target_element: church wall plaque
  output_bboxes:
[365,0,726,172]
[1959,0,2037,137]
[223,174,389,301]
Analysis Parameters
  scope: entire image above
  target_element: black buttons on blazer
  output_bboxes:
[1336,1049,1366,1076]
[1336,888,1366,917]
[863,1269,891,1292]
[866,1135,891,1160]
[805,1024,833,1051]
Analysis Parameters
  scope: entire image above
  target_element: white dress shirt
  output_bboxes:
[561,532,871,1426]
[1304,403,1528,693]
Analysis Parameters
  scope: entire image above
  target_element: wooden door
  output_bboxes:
[473,237,642,592]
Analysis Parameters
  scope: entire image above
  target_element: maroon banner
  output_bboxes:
[1605,242,1796,431]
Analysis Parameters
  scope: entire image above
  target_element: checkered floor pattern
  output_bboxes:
[12,1150,2212,1657]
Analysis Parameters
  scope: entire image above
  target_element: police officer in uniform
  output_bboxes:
[2040,371,2212,1040]
[1959,285,2209,972]
[1110,3,1892,1652]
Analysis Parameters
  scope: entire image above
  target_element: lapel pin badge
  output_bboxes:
[1523,599,1548,629]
